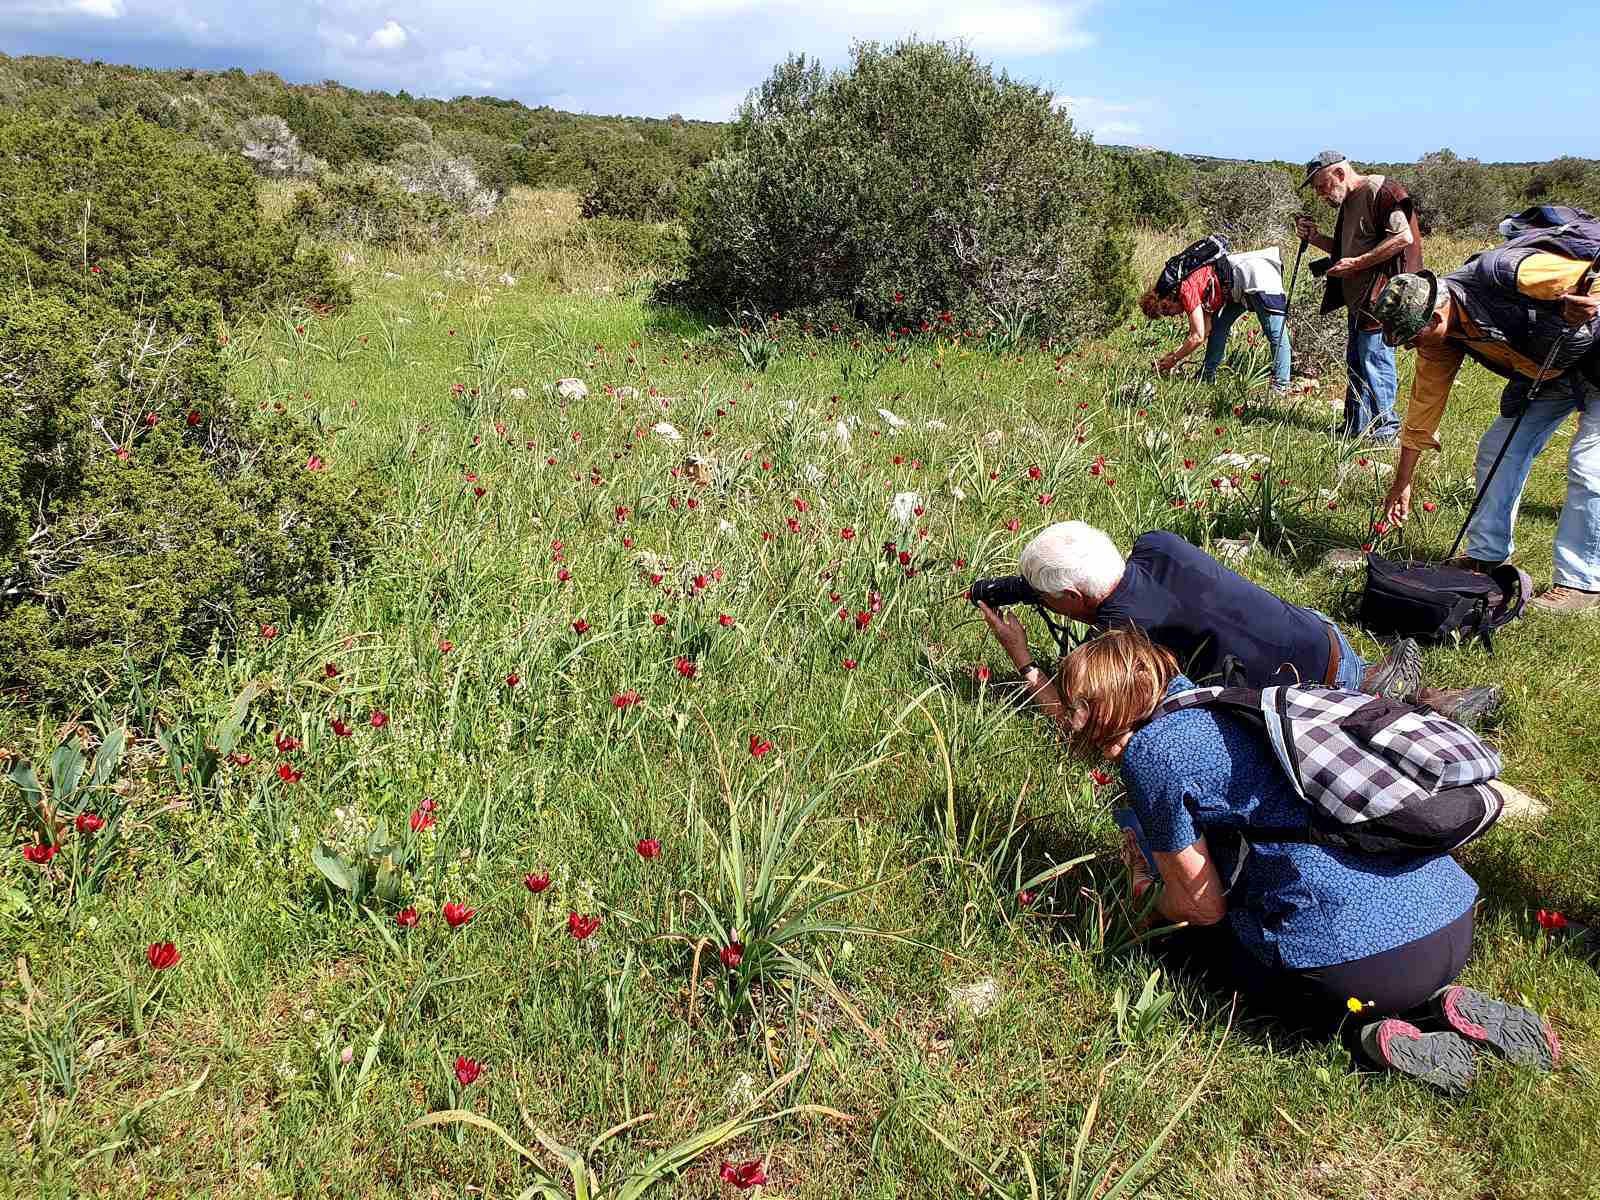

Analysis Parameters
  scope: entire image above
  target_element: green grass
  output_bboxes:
[3,195,1597,1198]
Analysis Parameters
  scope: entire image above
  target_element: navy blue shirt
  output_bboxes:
[1095,531,1334,688]
[1121,675,1478,970]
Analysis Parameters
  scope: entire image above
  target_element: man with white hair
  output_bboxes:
[975,522,1496,723]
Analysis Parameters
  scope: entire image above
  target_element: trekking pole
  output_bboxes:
[1447,250,1600,561]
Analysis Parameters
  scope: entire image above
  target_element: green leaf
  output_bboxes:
[52,739,86,802]
[7,760,44,811]
[91,726,127,790]
[312,843,357,894]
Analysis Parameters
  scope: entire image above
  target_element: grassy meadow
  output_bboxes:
[3,187,1598,1199]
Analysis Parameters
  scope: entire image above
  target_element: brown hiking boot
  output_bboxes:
[1528,586,1600,615]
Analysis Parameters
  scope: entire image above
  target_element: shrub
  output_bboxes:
[1406,149,1504,234]
[1190,162,1297,252]
[1524,156,1600,210]
[580,156,681,221]
[682,41,1133,345]
[390,143,500,216]
[552,217,688,279]
[1107,149,1193,229]
[288,166,459,248]
[238,113,327,179]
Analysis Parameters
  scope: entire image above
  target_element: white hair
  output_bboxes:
[1019,521,1124,601]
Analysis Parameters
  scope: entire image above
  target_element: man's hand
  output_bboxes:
[1154,355,1174,376]
[1324,257,1363,279]
[1293,215,1318,241]
[1561,292,1600,326]
[1383,480,1412,527]
[976,601,1030,665]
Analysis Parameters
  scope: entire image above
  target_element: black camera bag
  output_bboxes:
[1358,553,1531,651]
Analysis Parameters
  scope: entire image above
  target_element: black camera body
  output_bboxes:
[1309,256,1335,279]
[968,574,1040,609]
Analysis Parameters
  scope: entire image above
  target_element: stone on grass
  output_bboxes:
[889,491,922,527]
[651,421,683,442]
[556,378,588,401]
[947,977,1001,1019]
[508,387,528,400]
[1321,548,1367,574]
[1215,537,1253,564]
[877,407,908,429]
[1490,780,1549,822]
[982,430,1004,448]
[724,1071,758,1114]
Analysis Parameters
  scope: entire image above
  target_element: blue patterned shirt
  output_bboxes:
[1119,676,1478,970]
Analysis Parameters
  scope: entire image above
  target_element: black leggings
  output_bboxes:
[1153,905,1475,1038]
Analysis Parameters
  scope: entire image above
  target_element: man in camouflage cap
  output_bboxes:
[1372,216,1600,613]
[1294,152,1423,443]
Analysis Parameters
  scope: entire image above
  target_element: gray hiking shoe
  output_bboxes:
[1363,637,1423,701]
[1359,1019,1477,1094]
[1420,686,1502,729]
[1430,985,1560,1071]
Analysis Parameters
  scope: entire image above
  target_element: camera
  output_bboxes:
[1309,256,1335,279]
[968,574,1040,609]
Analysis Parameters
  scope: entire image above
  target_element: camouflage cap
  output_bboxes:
[1299,150,1347,189]
[1373,271,1440,347]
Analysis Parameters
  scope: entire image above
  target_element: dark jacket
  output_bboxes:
[1320,178,1424,326]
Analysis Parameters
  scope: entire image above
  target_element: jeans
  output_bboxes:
[1201,300,1292,389]
[1342,315,1400,440]
[1310,609,1368,690]
[1466,373,1600,591]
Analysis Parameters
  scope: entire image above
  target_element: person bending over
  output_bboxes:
[1140,246,1292,394]
[1061,627,1558,1093]
[976,521,1497,725]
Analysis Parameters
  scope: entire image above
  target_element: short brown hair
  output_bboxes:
[1060,627,1177,753]
[1138,288,1164,320]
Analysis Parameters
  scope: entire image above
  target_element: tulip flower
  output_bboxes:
[370,710,389,729]
[1090,769,1111,788]
[524,871,551,894]
[675,657,698,679]
[1017,890,1037,908]
[719,1160,768,1189]
[974,665,991,683]
[748,735,773,759]
[277,763,303,783]
[275,731,301,753]
[324,662,340,678]
[410,808,434,832]
[331,718,353,737]
[572,619,590,634]
[396,907,419,928]
[505,673,520,688]
[1537,909,1569,930]
[718,613,735,627]
[568,912,601,940]
[614,690,642,709]
[636,838,662,859]
[720,941,744,968]
[842,658,858,670]
[454,1056,482,1087]
[260,625,279,639]
[442,902,475,928]
[23,843,58,864]
[146,942,181,970]
[75,812,105,834]
[650,612,667,626]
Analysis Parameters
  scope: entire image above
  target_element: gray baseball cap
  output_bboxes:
[1299,150,1347,189]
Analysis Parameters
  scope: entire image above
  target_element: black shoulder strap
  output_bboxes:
[1153,686,1264,719]
[1484,563,1532,632]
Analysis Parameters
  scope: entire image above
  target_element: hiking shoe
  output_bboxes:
[1430,986,1560,1071]
[1363,636,1423,701]
[1359,1019,1477,1094]
[1528,586,1600,615]
[1419,685,1502,728]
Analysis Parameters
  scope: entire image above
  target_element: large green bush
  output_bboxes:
[0,112,377,706]
[682,41,1133,344]
[1107,149,1193,229]
[1406,149,1504,234]
[288,166,460,248]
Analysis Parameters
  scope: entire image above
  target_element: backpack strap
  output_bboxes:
[1152,686,1261,719]
[1483,563,1533,634]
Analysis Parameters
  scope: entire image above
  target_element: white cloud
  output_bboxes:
[366,19,407,51]
[15,0,127,16]
[1055,94,1143,141]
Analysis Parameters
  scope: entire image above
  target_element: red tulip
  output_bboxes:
[74,812,105,834]
[719,1160,768,1189]
[1028,466,1042,480]
[840,527,856,540]
[524,871,551,894]
[854,611,872,630]
[718,613,735,628]
[442,902,475,928]
[748,735,773,759]
[260,624,278,639]
[146,941,181,970]
[505,673,520,688]
[650,612,667,626]
[438,640,453,654]
[186,410,202,426]
[614,690,642,709]
[974,665,991,683]
[274,731,300,754]
[572,619,589,634]
[370,710,389,729]
[1090,768,1111,788]
[720,941,744,968]
[453,1055,482,1087]
[228,752,253,767]
[396,907,419,928]
[331,718,353,737]
[1537,909,1569,930]
[306,455,325,472]
[277,763,303,782]
[636,837,662,859]
[324,662,340,678]
[1423,501,1437,513]
[23,843,57,864]
[410,808,434,832]
[1017,889,1037,908]
[675,657,698,679]
[1005,518,1020,532]
[472,486,486,498]
[568,912,600,940]
[842,657,858,670]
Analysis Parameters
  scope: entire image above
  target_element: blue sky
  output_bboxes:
[2,0,1594,161]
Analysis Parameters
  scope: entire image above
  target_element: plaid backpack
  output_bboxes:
[1153,685,1503,857]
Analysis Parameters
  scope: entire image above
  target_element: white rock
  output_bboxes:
[1215,452,1253,469]
[556,378,589,401]
[1321,548,1367,573]
[889,491,922,527]
[508,387,528,400]
[651,421,683,442]
[951,486,967,501]
[1142,430,1171,451]
[877,407,908,429]
[343,252,357,265]
[802,464,826,485]
[1215,537,1253,564]
[614,386,639,401]
[947,977,1001,1019]
[382,271,403,280]
[925,418,948,431]
[982,430,1004,448]
[831,420,852,447]
[724,1071,757,1114]
[498,273,517,287]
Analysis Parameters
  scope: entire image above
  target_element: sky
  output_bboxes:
[1,0,1595,162]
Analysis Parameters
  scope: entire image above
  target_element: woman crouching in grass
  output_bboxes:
[1140,247,1292,394]
[1061,627,1558,1093]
